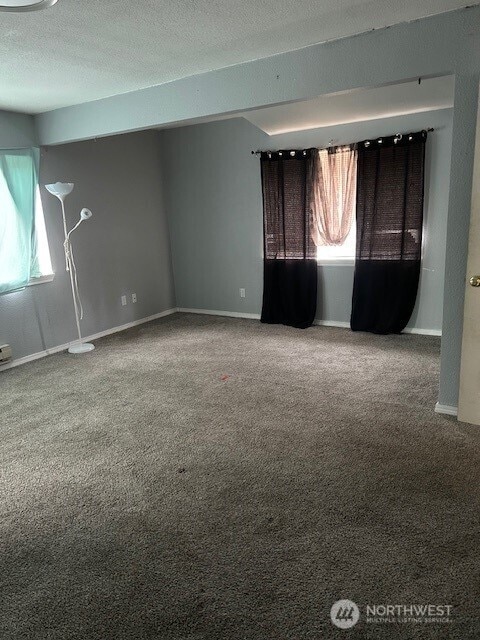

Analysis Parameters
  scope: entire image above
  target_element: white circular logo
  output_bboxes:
[330,599,360,629]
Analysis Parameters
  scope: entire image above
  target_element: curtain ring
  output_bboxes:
[364,141,370,147]
[290,151,295,157]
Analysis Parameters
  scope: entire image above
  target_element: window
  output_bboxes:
[0,149,53,294]
[316,221,356,263]
[310,145,358,265]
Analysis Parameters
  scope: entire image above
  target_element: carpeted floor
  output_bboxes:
[1,313,479,639]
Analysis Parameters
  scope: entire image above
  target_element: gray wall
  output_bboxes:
[0,130,175,361]
[161,109,453,334]
[0,109,36,148]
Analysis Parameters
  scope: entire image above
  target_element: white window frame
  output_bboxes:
[30,185,54,284]
[316,221,356,266]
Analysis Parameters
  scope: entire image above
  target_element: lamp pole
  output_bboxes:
[60,197,83,344]
[45,182,95,354]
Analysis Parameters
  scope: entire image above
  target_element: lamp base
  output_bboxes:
[68,342,95,354]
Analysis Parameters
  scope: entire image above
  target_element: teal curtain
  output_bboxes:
[0,149,38,294]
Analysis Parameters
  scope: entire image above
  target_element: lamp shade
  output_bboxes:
[0,0,58,10]
[80,208,93,221]
[45,182,74,201]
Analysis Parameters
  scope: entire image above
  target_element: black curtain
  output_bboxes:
[260,150,317,329]
[351,131,427,334]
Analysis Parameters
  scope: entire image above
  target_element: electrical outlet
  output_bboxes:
[0,344,12,363]
[132,293,137,303]
[239,288,246,298]
[121,295,127,306]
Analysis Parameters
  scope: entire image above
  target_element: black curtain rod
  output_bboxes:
[251,127,434,156]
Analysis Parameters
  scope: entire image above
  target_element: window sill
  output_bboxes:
[27,273,55,287]
[0,273,55,296]
[317,260,355,267]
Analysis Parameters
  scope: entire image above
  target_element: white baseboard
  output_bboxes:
[315,319,441,336]
[403,327,442,336]
[315,320,441,335]
[178,310,351,327]
[0,308,177,372]
[435,402,458,416]
[177,307,261,320]
[1,306,442,372]
[313,319,350,328]
[178,309,441,337]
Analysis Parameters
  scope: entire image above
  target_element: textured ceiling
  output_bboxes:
[242,76,455,135]
[0,0,476,114]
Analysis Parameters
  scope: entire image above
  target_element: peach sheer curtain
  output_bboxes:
[309,145,357,246]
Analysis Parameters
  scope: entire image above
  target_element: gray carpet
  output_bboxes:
[1,313,479,639]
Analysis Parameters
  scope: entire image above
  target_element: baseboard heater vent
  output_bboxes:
[0,344,12,364]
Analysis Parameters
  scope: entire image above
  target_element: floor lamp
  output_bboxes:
[45,182,95,354]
